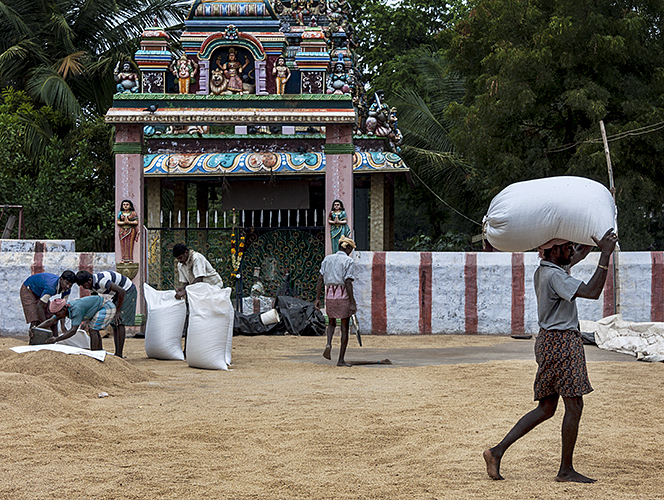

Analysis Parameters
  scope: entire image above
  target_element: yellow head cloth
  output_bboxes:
[339,235,356,250]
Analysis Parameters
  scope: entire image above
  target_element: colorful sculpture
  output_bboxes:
[114,61,140,93]
[365,90,392,137]
[216,48,251,94]
[170,54,199,94]
[117,199,140,263]
[272,56,291,94]
[326,61,351,94]
[329,199,351,252]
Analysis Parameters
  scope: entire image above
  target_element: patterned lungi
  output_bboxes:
[325,285,350,319]
[89,299,116,331]
[533,328,593,400]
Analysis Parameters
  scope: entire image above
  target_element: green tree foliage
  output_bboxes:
[349,0,466,98]
[0,0,184,119]
[0,89,114,251]
[442,0,664,250]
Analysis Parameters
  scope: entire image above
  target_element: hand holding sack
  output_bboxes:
[482,176,617,252]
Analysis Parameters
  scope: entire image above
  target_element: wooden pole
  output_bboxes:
[599,120,620,315]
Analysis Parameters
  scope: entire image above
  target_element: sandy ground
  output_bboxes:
[0,333,662,500]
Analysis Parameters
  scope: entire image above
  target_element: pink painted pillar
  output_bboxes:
[325,124,354,255]
[114,124,146,316]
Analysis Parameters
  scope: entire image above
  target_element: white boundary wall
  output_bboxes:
[1,248,661,336]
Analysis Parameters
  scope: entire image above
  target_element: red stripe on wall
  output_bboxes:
[419,252,432,334]
[31,251,44,275]
[371,252,387,335]
[511,253,525,334]
[78,253,94,298]
[603,254,615,318]
[465,253,478,334]
[651,252,664,321]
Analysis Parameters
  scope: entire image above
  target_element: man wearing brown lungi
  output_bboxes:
[21,271,76,337]
[315,235,357,367]
[484,228,617,483]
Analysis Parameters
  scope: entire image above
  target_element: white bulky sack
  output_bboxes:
[483,176,616,252]
[143,284,186,361]
[59,329,91,349]
[185,283,234,370]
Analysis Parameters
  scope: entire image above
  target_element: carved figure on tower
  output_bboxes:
[326,60,351,95]
[114,61,140,93]
[365,90,392,137]
[272,56,291,94]
[170,54,199,94]
[216,48,251,94]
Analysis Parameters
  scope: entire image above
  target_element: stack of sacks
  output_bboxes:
[143,284,186,361]
[483,176,617,252]
[185,283,234,370]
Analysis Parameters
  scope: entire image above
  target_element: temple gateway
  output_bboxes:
[105,0,408,315]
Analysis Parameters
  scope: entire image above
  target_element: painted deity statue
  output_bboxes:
[114,61,140,93]
[326,61,351,95]
[170,54,199,94]
[366,90,392,137]
[117,199,140,263]
[216,48,250,94]
[272,56,291,94]
[329,199,351,253]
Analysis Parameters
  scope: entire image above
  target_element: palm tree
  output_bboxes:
[0,0,185,120]
[392,47,482,246]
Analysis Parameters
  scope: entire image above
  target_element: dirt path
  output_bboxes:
[0,334,662,499]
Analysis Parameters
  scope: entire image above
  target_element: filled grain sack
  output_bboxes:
[143,283,186,361]
[59,329,91,349]
[483,176,616,252]
[185,283,234,370]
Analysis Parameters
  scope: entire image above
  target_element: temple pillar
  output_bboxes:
[370,173,394,251]
[146,178,161,286]
[114,124,145,316]
[324,124,354,254]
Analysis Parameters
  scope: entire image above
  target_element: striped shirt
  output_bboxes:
[92,271,135,294]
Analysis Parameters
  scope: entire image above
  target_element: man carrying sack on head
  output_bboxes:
[315,235,357,367]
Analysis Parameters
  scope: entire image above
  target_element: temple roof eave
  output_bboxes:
[106,107,356,125]
[143,152,409,177]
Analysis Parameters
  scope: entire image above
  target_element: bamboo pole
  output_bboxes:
[600,120,620,315]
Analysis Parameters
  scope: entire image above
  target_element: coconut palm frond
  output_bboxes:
[0,1,34,40]
[13,113,55,164]
[25,66,82,120]
[55,51,87,79]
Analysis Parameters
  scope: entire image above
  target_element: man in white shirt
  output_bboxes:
[315,235,357,367]
[172,243,223,300]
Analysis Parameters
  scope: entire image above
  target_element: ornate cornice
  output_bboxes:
[106,107,356,125]
[143,151,408,176]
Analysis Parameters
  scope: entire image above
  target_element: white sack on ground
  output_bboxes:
[483,176,616,252]
[580,314,664,362]
[143,284,186,361]
[59,329,90,349]
[185,283,234,370]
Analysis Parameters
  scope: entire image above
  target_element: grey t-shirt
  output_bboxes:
[533,260,583,331]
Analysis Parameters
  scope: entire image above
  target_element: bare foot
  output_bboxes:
[323,346,331,360]
[337,361,352,367]
[556,469,596,483]
[483,449,504,480]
